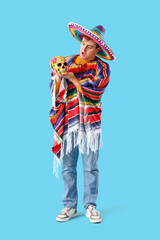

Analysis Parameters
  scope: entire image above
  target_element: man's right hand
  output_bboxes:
[50,61,62,83]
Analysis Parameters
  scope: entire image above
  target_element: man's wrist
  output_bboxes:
[55,75,61,83]
[72,76,79,87]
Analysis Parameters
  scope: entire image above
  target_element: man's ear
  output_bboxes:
[96,47,101,53]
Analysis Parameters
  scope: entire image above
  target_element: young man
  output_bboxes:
[49,22,116,223]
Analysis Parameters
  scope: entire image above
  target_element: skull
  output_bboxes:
[50,56,67,73]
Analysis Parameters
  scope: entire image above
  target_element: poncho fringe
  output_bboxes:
[53,126,103,177]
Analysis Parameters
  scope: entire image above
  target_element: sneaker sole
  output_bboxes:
[56,212,78,222]
[86,212,102,223]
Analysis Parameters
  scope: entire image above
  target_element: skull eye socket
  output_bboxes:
[64,62,67,66]
[57,63,62,67]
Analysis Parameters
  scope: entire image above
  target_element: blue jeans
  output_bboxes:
[61,134,99,209]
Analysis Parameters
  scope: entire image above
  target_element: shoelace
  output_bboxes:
[61,207,71,214]
[88,206,100,215]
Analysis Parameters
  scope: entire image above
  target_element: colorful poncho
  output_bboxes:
[49,55,110,174]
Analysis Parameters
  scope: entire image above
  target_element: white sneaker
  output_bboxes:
[56,208,78,222]
[86,205,102,223]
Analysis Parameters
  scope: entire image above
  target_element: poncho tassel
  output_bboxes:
[53,128,103,177]
[61,128,103,157]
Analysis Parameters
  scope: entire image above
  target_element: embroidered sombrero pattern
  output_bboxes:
[68,22,116,61]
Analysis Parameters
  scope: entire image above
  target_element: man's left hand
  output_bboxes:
[59,72,79,87]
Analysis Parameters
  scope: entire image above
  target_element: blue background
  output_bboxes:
[0,0,160,239]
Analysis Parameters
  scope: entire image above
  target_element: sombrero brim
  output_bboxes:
[68,22,116,61]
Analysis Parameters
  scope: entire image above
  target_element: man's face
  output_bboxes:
[80,36,100,62]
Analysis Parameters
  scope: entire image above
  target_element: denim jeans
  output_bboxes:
[61,133,99,209]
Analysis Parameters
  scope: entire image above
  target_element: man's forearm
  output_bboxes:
[55,72,81,93]
[55,74,61,83]
[55,81,61,94]
[71,76,80,87]
[55,74,62,94]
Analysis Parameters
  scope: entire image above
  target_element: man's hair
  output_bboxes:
[82,35,100,49]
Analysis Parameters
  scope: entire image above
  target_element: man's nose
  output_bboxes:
[83,46,87,52]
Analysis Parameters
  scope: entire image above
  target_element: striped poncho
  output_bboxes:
[49,55,110,173]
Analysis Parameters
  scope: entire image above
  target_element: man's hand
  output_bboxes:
[51,68,62,83]
[59,72,79,87]
[50,60,62,83]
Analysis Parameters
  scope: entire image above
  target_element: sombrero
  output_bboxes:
[68,22,116,61]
